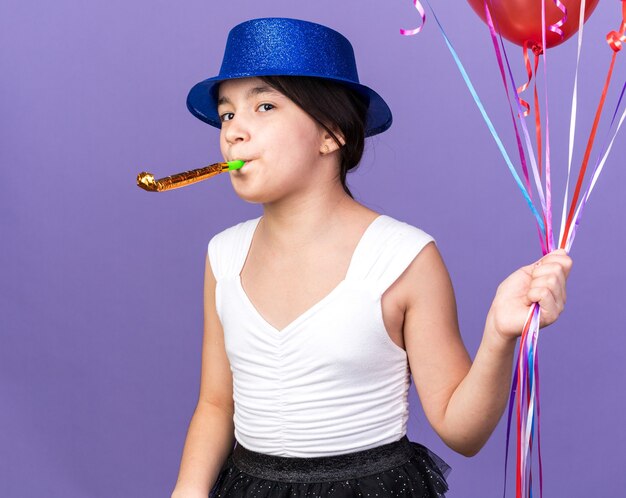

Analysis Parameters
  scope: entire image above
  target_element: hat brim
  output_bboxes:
[186,74,392,138]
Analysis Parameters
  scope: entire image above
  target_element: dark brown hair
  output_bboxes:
[259,76,368,199]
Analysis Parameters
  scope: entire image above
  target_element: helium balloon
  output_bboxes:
[466,0,600,49]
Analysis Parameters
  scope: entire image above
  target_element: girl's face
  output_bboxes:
[217,77,331,204]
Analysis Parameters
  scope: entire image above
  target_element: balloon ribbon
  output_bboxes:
[400,0,426,35]
[561,0,626,248]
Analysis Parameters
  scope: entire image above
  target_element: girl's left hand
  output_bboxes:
[488,249,574,342]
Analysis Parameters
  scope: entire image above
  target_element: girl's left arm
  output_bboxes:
[402,243,572,457]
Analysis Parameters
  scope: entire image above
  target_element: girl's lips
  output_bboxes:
[234,159,253,171]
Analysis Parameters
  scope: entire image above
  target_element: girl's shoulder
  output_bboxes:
[374,214,435,247]
[347,213,436,296]
[208,215,260,245]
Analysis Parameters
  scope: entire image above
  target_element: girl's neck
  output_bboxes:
[259,191,366,251]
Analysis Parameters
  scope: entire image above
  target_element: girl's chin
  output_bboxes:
[230,177,263,201]
[234,191,269,204]
[231,182,283,204]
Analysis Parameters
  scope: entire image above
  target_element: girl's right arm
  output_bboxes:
[171,254,236,498]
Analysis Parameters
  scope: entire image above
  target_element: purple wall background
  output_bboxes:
[2,1,624,496]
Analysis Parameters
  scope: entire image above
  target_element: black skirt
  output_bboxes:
[209,436,451,497]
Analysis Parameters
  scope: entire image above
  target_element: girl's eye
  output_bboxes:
[220,112,234,122]
[258,103,274,112]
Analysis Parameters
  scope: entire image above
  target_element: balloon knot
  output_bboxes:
[606,30,626,52]
[531,43,544,56]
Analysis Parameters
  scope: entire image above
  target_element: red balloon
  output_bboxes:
[466,0,600,50]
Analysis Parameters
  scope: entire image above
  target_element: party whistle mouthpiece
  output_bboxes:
[137,160,245,192]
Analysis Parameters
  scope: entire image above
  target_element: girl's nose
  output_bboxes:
[223,116,250,145]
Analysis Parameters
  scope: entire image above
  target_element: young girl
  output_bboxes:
[171,17,572,498]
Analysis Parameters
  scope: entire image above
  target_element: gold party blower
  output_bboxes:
[136,160,245,192]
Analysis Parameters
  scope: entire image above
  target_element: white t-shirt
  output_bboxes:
[208,214,435,457]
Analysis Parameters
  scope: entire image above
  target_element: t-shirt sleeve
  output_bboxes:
[206,219,254,282]
[373,224,435,296]
[207,232,222,281]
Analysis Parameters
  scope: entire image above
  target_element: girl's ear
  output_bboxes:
[320,129,345,155]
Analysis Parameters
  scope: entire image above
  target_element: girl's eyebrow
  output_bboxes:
[217,86,280,107]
